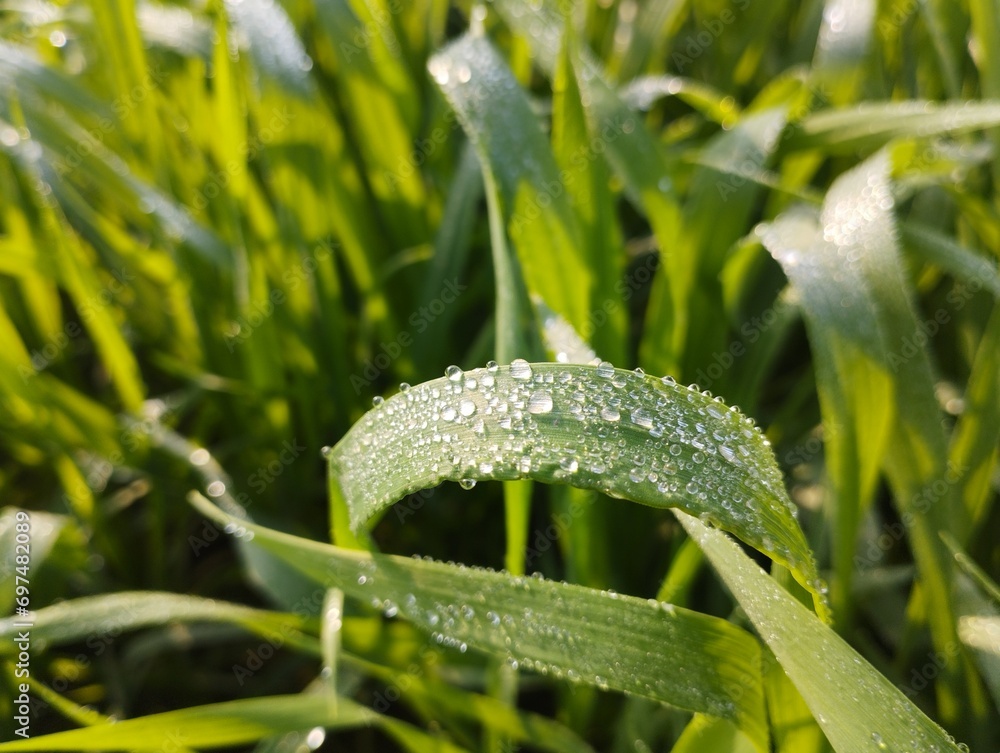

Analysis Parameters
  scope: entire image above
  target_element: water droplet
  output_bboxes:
[685,481,698,495]
[459,478,476,490]
[372,395,384,407]
[486,360,499,373]
[441,406,457,422]
[207,480,226,498]
[510,359,533,380]
[357,575,368,585]
[445,365,463,381]
[189,448,210,466]
[459,399,476,417]
[871,732,887,750]
[560,458,579,473]
[706,403,727,419]
[527,390,553,414]
[596,361,615,378]
[601,406,620,422]
[399,382,411,393]
[719,444,737,463]
[630,409,653,429]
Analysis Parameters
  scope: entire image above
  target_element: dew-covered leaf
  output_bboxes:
[429,34,593,336]
[327,361,824,610]
[676,511,966,753]
[760,151,977,715]
[225,0,314,98]
[189,492,769,749]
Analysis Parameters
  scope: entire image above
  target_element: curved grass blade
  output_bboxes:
[189,492,769,749]
[676,511,966,753]
[327,361,824,610]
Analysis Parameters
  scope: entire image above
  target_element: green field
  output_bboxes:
[1,0,1000,750]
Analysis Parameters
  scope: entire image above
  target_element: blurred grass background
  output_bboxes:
[1,0,1000,750]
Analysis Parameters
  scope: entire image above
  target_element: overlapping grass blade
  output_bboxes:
[429,34,593,336]
[676,511,966,753]
[760,151,986,724]
[190,492,770,749]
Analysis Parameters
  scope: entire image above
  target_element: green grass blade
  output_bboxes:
[489,0,690,375]
[429,34,593,336]
[606,0,688,82]
[189,492,770,748]
[969,0,1000,190]
[327,361,825,609]
[901,222,1000,297]
[344,653,596,753]
[0,591,316,652]
[0,693,394,751]
[760,205,893,629]
[226,0,315,99]
[676,511,966,753]
[785,101,1000,154]
[947,303,1000,529]
[553,27,627,365]
[959,616,1000,713]
[761,151,986,726]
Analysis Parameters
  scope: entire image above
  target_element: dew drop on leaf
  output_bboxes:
[527,390,553,414]
[510,358,533,380]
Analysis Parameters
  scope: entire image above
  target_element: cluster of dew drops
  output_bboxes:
[328,358,797,546]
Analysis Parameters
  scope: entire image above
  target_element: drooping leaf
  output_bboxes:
[326,361,825,610]
[676,511,966,753]
[190,492,770,749]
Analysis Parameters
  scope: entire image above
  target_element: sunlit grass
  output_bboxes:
[1,0,999,750]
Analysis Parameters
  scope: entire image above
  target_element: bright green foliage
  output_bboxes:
[2,0,1000,750]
